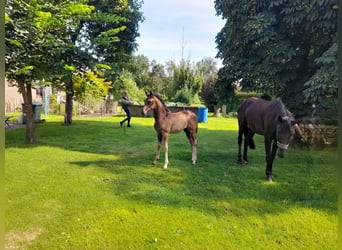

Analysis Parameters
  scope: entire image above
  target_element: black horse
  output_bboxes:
[237,97,301,181]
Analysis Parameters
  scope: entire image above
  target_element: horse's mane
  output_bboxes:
[152,93,170,112]
[270,98,294,119]
[270,98,284,108]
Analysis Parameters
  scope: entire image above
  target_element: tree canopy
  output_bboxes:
[5,0,95,141]
[214,0,337,117]
[5,0,144,142]
[86,0,144,80]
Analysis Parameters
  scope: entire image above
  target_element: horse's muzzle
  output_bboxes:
[277,149,286,158]
[277,141,288,158]
[141,106,149,116]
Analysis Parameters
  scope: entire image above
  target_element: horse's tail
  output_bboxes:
[249,138,256,149]
[237,97,255,126]
[194,113,198,133]
[238,98,257,149]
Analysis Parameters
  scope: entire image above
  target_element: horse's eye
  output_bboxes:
[147,100,152,105]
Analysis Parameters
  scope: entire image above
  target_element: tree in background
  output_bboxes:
[148,60,167,95]
[61,0,144,124]
[214,0,337,118]
[126,56,220,106]
[51,2,95,125]
[302,42,337,121]
[214,67,236,112]
[196,57,217,78]
[6,0,44,143]
[5,0,94,142]
[57,0,143,125]
[197,57,219,111]
[73,70,112,111]
[112,70,145,103]
[6,0,144,138]
[116,55,168,99]
[86,0,144,81]
[169,59,203,105]
[199,74,218,112]
[130,55,150,89]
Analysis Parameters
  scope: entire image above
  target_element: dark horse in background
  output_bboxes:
[142,91,198,169]
[237,97,301,181]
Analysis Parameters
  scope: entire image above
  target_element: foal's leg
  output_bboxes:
[163,133,169,169]
[192,134,198,165]
[184,128,197,165]
[190,132,198,165]
[153,133,162,165]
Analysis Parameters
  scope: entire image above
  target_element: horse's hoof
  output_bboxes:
[237,160,243,164]
[266,175,273,182]
[163,165,168,169]
[243,160,249,165]
[192,161,196,165]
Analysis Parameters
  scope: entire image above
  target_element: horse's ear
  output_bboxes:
[293,123,304,138]
[279,115,293,122]
[145,90,151,97]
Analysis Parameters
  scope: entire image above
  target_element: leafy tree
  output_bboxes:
[196,57,218,78]
[51,2,95,125]
[73,70,111,105]
[112,70,145,103]
[148,60,167,95]
[197,57,219,111]
[5,0,93,142]
[6,0,144,137]
[200,75,218,112]
[86,0,144,80]
[5,0,97,143]
[129,56,169,95]
[56,0,143,124]
[169,59,203,104]
[215,0,337,117]
[214,67,236,110]
[302,42,337,120]
[130,54,150,88]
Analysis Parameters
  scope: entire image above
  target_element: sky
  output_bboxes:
[135,0,225,65]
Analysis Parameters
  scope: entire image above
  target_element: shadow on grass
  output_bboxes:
[6,117,337,217]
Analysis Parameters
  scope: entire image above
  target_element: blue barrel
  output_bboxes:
[197,107,208,123]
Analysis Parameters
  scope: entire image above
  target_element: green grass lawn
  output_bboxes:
[5,115,337,249]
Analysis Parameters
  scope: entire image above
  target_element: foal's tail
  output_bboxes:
[191,111,198,133]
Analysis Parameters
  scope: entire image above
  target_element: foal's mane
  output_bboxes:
[152,93,170,112]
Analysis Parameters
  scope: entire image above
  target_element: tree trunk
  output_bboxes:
[19,81,36,143]
[64,80,74,125]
